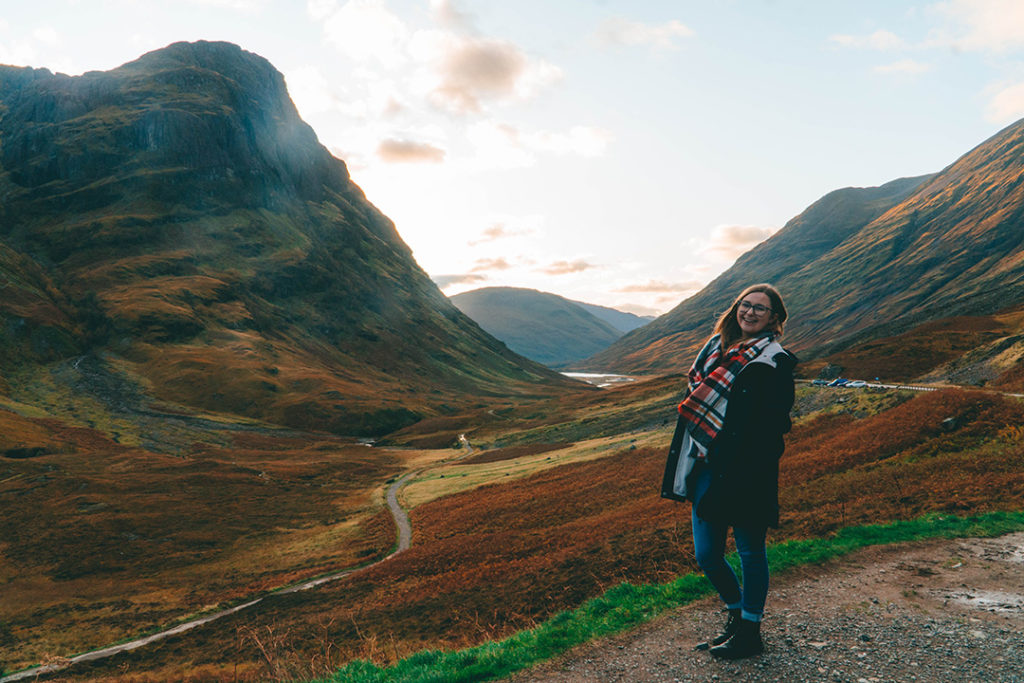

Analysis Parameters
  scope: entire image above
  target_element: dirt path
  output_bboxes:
[506,532,1024,683]
[0,433,478,682]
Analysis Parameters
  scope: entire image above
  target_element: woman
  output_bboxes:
[661,283,796,659]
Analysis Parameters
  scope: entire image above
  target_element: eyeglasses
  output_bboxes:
[738,301,772,317]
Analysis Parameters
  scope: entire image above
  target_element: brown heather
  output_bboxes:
[49,387,1024,682]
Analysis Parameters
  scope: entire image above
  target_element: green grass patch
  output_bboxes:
[315,509,1024,683]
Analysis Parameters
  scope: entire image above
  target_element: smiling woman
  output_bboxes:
[661,282,797,660]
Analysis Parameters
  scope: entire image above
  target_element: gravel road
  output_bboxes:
[506,533,1024,683]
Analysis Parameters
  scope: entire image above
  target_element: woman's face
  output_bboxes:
[736,291,775,338]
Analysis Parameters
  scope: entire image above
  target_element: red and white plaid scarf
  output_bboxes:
[677,333,773,460]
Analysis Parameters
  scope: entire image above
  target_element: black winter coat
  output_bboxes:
[662,349,796,528]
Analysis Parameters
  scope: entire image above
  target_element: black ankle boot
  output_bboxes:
[709,618,763,659]
[694,608,740,651]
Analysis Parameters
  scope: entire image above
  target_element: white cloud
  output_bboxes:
[935,0,1024,52]
[185,0,268,8]
[430,0,474,32]
[465,120,611,168]
[595,18,694,49]
[986,80,1024,123]
[466,120,535,167]
[0,39,40,68]
[829,29,906,51]
[285,65,336,116]
[698,224,777,262]
[874,59,931,75]
[521,126,612,158]
[32,27,59,47]
[321,0,410,67]
[307,0,338,21]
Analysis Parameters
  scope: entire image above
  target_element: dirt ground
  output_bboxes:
[506,533,1024,683]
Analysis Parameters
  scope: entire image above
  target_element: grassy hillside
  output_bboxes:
[37,382,1024,681]
[0,42,579,438]
[450,287,624,367]
[580,175,929,373]
[583,116,1024,380]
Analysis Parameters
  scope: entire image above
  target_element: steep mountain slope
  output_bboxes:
[0,41,578,435]
[590,118,1024,378]
[581,174,931,372]
[450,287,624,367]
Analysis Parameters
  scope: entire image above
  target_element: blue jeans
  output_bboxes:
[690,465,769,622]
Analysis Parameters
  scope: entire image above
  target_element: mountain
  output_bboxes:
[449,287,626,367]
[0,41,578,435]
[579,174,932,373]
[568,299,654,333]
[587,114,1024,378]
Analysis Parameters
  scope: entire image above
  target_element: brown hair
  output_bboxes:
[713,283,787,350]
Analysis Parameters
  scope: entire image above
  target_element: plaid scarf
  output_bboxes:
[676,333,773,460]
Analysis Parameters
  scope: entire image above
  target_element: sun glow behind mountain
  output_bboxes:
[3,1,1024,314]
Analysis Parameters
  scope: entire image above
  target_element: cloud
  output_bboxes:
[698,224,776,262]
[31,26,59,46]
[874,59,931,75]
[187,0,266,7]
[829,29,906,50]
[986,80,1024,123]
[467,222,532,245]
[426,36,562,113]
[321,0,410,67]
[615,280,704,293]
[377,138,446,163]
[595,18,694,49]
[466,120,611,168]
[465,120,535,167]
[934,0,1024,52]
[538,259,595,275]
[430,0,474,31]
[285,65,337,116]
[471,257,512,272]
[521,125,612,157]
[307,0,338,20]
[433,273,487,289]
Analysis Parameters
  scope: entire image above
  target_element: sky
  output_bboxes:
[3,1,1024,316]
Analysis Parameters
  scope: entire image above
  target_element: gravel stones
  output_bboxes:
[507,533,1024,683]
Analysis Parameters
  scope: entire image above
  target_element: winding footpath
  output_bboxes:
[0,435,474,682]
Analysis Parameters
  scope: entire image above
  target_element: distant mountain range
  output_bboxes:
[0,41,578,435]
[449,287,651,367]
[581,116,1024,381]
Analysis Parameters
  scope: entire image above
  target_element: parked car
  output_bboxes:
[846,380,867,388]
[811,379,829,386]
[827,378,849,387]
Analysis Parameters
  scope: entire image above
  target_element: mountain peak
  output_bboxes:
[0,42,576,435]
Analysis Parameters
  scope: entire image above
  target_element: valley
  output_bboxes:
[2,37,1024,683]
[4,375,1024,681]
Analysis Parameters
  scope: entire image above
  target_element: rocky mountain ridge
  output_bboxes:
[0,41,578,435]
